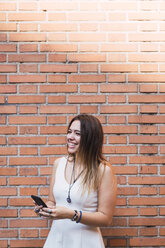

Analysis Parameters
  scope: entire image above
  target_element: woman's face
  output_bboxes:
[67,120,81,154]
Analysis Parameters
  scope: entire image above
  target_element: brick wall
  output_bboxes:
[0,0,165,247]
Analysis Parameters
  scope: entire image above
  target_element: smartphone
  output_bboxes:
[31,195,47,208]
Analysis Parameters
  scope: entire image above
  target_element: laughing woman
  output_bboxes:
[34,114,117,248]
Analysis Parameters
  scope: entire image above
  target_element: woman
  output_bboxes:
[34,114,117,248]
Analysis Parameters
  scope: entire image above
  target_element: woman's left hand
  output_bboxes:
[39,206,73,220]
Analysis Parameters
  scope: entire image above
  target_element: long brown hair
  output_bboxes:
[67,114,106,192]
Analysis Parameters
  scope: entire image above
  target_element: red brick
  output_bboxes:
[48,136,66,145]
[108,136,127,144]
[0,2,16,10]
[40,23,77,32]
[0,23,17,31]
[19,2,37,11]
[8,12,46,21]
[80,105,98,114]
[9,54,46,62]
[40,146,67,155]
[40,44,77,52]
[0,96,5,103]
[140,228,158,236]
[40,64,77,73]
[108,95,126,103]
[48,13,66,21]
[140,125,157,134]
[0,240,7,248]
[129,115,165,124]
[10,219,47,228]
[48,33,67,42]
[9,33,46,42]
[117,187,138,195]
[40,85,77,93]
[139,166,157,174]
[0,147,17,155]
[48,75,66,83]
[0,33,7,42]
[80,64,98,73]
[108,116,126,124]
[101,64,138,73]
[0,106,16,114]
[40,126,67,134]
[48,96,66,104]
[9,177,47,186]
[130,136,165,144]
[48,54,66,62]
[140,146,158,154]
[48,116,66,124]
[19,85,37,93]
[40,105,77,114]
[8,136,46,145]
[19,168,38,176]
[20,229,38,238]
[20,44,38,52]
[0,85,17,93]
[0,75,7,83]
[0,54,6,62]
[19,106,37,114]
[140,84,158,93]
[8,116,46,124]
[68,74,105,83]
[114,166,137,175]
[128,74,165,82]
[0,137,6,145]
[0,209,17,218]
[130,237,165,247]
[8,95,45,104]
[103,146,137,154]
[10,240,45,248]
[100,84,137,93]
[0,229,17,238]
[129,95,165,103]
[80,44,98,52]
[20,126,38,135]
[19,23,38,32]
[9,75,46,83]
[0,188,17,196]
[140,208,157,216]
[0,44,16,52]
[0,63,16,72]
[104,125,137,134]
[129,176,165,185]
[101,105,137,114]
[69,95,106,104]
[102,227,138,236]
[9,157,47,166]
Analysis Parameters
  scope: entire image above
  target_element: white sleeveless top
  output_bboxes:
[43,156,105,248]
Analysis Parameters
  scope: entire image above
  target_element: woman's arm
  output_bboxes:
[45,158,61,207]
[79,164,117,226]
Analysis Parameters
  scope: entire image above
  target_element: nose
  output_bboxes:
[68,131,74,139]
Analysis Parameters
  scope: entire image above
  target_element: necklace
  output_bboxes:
[66,158,84,203]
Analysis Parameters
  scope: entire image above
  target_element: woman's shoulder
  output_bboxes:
[99,160,115,177]
[53,156,67,170]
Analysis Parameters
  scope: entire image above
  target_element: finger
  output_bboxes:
[43,208,53,214]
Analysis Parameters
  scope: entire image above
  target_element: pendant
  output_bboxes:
[67,197,71,203]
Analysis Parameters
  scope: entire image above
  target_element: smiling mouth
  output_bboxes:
[68,142,77,148]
